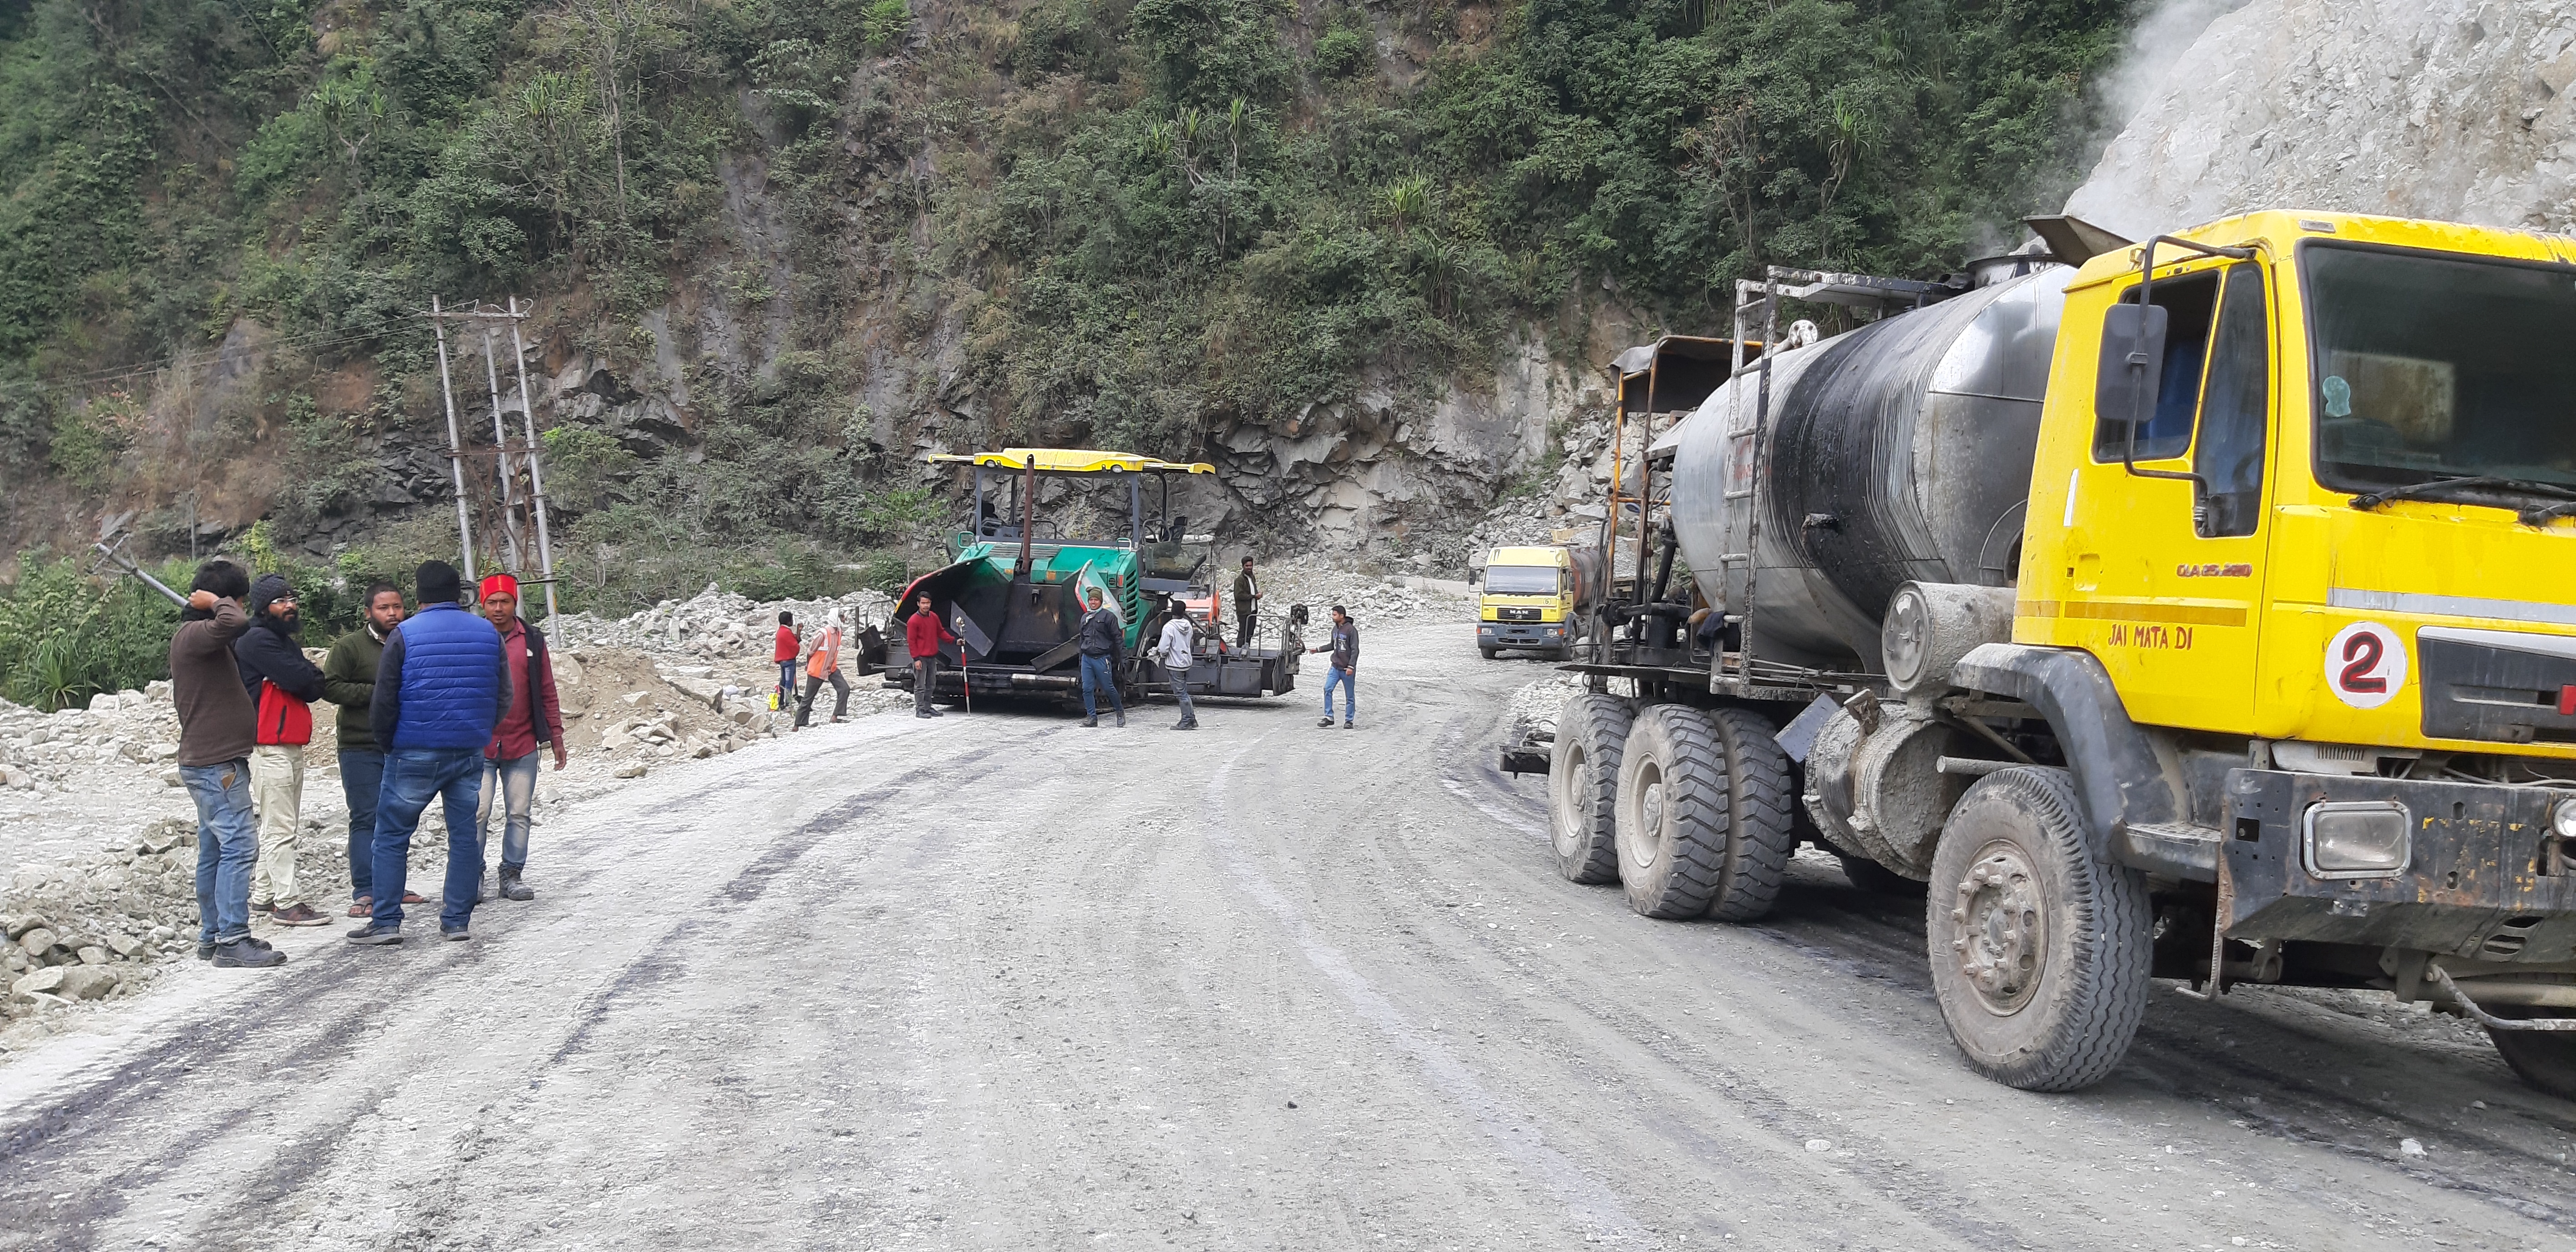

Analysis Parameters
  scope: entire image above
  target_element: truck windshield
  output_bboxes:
[2304,243,2576,494]
[1484,565,1561,595]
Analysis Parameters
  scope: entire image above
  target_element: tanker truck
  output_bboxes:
[1518,211,2576,1096]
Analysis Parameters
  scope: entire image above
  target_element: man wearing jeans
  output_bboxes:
[348,560,508,946]
[1075,586,1125,728]
[1310,604,1358,729]
[171,560,283,969]
[322,582,415,918]
[476,574,565,904]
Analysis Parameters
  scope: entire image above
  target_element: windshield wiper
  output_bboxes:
[2349,475,2576,510]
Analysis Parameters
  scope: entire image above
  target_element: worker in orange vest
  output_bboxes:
[794,610,851,728]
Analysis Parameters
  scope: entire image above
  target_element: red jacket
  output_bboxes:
[906,608,957,660]
[773,625,798,663]
[486,618,566,760]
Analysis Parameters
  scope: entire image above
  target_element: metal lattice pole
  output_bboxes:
[506,297,561,621]
[428,295,478,585]
[481,328,528,574]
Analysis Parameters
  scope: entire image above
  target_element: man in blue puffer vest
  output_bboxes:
[349,560,511,945]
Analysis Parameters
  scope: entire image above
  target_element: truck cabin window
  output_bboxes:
[1484,565,1563,595]
[2093,270,2217,462]
[2304,244,2576,498]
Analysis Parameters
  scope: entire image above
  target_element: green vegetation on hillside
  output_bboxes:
[0,0,2137,618]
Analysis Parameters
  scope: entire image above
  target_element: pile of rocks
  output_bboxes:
[1504,674,1587,747]
[5,819,206,1015]
[1259,555,1458,626]
[547,583,898,661]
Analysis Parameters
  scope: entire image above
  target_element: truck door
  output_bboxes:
[2062,260,2275,731]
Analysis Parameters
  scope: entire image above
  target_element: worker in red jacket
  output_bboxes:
[771,611,799,710]
[906,592,959,719]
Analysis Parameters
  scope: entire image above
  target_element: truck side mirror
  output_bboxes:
[2094,300,2167,438]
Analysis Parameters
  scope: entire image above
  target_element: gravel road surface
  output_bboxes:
[2,620,2572,1250]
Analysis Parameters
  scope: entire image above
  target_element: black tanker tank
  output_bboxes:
[1662,265,2073,671]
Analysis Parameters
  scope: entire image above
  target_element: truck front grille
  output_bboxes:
[1497,607,1542,622]
[2420,626,2576,745]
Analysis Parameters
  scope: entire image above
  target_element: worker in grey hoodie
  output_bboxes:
[1156,601,1202,731]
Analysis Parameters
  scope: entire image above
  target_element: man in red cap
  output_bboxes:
[475,574,565,903]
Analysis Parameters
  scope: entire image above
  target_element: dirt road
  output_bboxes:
[2,620,2572,1250]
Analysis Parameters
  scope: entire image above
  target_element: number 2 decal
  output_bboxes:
[2324,621,2405,710]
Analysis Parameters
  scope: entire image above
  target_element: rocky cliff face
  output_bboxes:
[2067,0,2576,237]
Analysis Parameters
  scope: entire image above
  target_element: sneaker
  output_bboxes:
[1083,716,1099,727]
[926,707,945,717]
[211,938,286,968]
[1177,721,1199,731]
[1114,712,1126,727]
[196,940,214,961]
[345,924,403,946]
[915,710,937,719]
[250,900,275,915]
[441,926,471,942]
[270,903,330,927]
[1317,717,1335,727]
[1344,720,1355,729]
[498,871,534,903]
[347,897,372,919]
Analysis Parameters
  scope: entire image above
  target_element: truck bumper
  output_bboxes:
[2223,768,2576,962]
[1479,623,1569,649]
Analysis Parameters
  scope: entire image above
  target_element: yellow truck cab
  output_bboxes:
[1524,211,2576,1098]
[1477,546,1577,660]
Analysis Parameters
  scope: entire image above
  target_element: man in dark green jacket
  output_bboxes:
[323,583,408,917]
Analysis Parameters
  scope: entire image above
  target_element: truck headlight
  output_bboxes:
[2553,797,2576,839]
[2303,801,2411,878]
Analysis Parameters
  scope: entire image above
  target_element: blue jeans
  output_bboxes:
[1323,665,1355,722]
[778,660,799,704]
[370,748,488,932]
[1079,653,1122,717]
[338,748,385,901]
[181,760,258,945]
[478,751,539,871]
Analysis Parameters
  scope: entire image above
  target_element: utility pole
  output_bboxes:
[481,329,528,573]
[507,296,561,620]
[428,294,478,586]
[424,295,561,616]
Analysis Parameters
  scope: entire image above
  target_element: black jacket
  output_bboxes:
[235,614,325,703]
[1077,607,1124,659]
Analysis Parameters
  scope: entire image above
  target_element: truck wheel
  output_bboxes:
[1480,645,1499,660]
[1837,851,1928,897]
[1701,708,1799,924]
[1614,706,1730,919]
[1547,694,1634,885]
[1925,766,2151,1092]
[2485,1015,2576,1099]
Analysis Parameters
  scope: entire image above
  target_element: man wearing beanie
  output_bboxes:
[172,560,284,968]
[474,572,564,904]
[233,572,330,927]
[350,560,509,945]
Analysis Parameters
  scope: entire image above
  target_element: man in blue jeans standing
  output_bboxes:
[1075,586,1126,728]
[348,560,508,946]
[171,560,285,968]
[1310,604,1358,729]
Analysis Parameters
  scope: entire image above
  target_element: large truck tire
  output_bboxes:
[1701,708,1799,924]
[1547,694,1635,885]
[2485,1015,2576,1099]
[1614,706,1731,919]
[1926,766,2151,1092]
[1481,645,1499,659]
